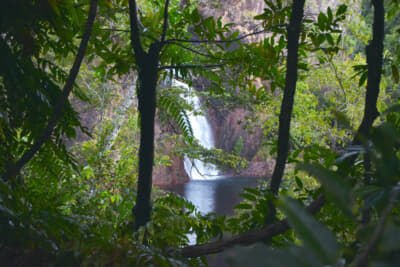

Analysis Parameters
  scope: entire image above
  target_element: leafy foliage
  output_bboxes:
[1,0,400,266]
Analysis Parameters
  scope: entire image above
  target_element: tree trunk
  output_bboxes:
[356,0,384,228]
[133,44,160,231]
[355,0,384,142]
[265,0,305,224]
[268,0,305,195]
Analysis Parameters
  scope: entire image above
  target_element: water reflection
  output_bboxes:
[160,177,260,216]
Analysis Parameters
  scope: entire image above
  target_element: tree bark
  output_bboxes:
[264,0,306,224]
[269,0,305,196]
[128,0,167,231]
[354,0,384,143]
[1,0,98,182]
[133,45,160,231]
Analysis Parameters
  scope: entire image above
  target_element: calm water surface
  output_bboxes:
[160,176,260,216]
[160,177,261,267]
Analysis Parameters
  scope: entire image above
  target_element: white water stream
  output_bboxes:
[171,80,219,180]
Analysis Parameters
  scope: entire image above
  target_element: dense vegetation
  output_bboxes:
[1,0,400,266]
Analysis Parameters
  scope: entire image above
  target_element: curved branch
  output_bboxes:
[1,0,98,181]
[269,0,305,195]
[168,41,227,61]
[158,63,224,71]
[179,194,324,258]
[165,24,287,44]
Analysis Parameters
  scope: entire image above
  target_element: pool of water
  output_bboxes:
[160,176,262,266]
[160,176,260,216]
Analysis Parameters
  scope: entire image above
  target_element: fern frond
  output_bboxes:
[158,94,194,145]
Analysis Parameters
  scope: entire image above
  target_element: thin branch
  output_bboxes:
[165,24,287,44]
[128,0,144,57]
[169,41,228,60]
[160,0,170,43]
[350,182,400,267]
[178,194,324,258]
[1,0,98,181]
[101,27,159,42]
[158,63,224,71]
[101,27,130,32]
[327,57,347,102]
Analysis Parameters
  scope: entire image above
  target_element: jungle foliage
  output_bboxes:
[1,0,400,266]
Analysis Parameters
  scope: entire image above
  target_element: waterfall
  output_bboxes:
[172,80,219,180]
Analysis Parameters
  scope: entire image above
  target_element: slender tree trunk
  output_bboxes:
[265,0,305,224]
[267,0,305,196]
[1,0,98,182]
[355,0,384,142]
[356,0,384,227]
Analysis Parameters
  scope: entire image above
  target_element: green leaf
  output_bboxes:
[295,176,304,189]
[317,13,327,29]
[327,7,333,23]
[383,104,400,115]
[359,71,368,87]
[235,203,252,210]
[298,163,352,215]
[392,64,399,83]
[336,4,347,17]
[326,34,334,45]
[243,187,261,196]
[278,196,339,264]
[240,193,257,201]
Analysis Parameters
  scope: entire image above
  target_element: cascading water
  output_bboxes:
[172,80,219,180]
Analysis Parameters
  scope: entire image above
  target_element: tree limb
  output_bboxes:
[1,0,98,181]
[179,194,324,258]
[168,41,227,60]
[160,0,170,43]
[165,24,288,44]
[128,0,144,57]
[158,64,224,71]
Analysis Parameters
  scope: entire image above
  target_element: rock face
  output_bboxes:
[207,103,270,177]
[213,108,263,160]
[229,161,274,177]
[194,0,271,178]
[152,153,189,185]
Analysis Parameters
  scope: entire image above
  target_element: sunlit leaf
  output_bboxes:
[392,64,399,83]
